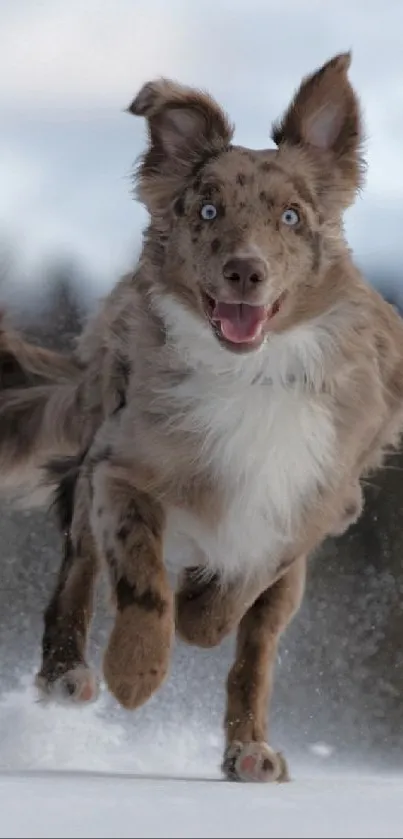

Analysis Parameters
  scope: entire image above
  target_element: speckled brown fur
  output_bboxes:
[1,53,403,782]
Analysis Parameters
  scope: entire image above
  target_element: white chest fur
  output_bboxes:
[158,297,337,584]
[164,383,335,584]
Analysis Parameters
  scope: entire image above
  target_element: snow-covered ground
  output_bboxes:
[1,673,403,839]
[3,770,403,839]
[1,678,403,839]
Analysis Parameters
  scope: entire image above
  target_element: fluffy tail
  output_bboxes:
[0,314,81,388]
[0,381,87,497]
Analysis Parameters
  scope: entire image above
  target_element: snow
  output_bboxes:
[0,676,223,777]
[2,770,403,839]
[1,678,403,839]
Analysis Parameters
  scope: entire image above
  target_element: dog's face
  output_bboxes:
[130,53,364,354]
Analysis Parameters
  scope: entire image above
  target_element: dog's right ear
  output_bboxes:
[272,53,365,210]
[128,79,234,212]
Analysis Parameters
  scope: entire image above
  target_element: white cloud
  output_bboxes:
[0,0,190,109]
[0,0,401,111]
[1,0,403,287]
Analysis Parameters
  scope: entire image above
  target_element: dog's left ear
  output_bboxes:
[272,53,365,208]
[128,79,234,212]
[128,79,233,162]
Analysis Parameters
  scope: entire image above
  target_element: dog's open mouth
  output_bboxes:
[202,294,284,348]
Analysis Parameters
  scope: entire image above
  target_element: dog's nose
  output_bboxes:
[223,257,268,291]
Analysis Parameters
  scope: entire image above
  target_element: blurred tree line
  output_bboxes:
[0,251,87,352]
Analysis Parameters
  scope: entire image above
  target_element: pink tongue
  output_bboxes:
[212,302,267,343]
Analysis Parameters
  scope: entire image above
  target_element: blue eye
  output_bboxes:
[281,207,300,226]
[200,203,217,221]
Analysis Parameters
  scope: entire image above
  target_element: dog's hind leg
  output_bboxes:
[36,460,100,704]
[176,564,270,648]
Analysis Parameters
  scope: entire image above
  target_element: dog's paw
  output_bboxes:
[103,606,173,710]
[35,664,99,705]
[222,740,289,783]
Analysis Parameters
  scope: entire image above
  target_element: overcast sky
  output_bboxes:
[1,0,402,299]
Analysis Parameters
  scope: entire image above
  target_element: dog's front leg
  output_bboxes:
[91,459,174,709]
[177,556,306,782]
[222,556,306,783]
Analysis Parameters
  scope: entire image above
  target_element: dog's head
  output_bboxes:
[129,53,365,354]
